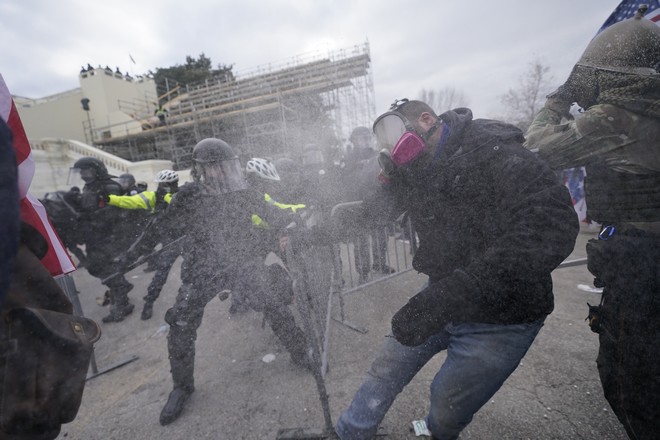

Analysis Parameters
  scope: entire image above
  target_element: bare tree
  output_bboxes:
[418,87,470,114]
[498,59,554,131]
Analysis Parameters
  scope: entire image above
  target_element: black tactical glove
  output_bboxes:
[391,284,450,346]
[391,272,480,347]
[377,149,397,184]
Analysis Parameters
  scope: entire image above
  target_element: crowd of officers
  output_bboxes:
[42,129,396,425]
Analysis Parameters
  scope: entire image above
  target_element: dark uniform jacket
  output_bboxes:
[78,178,130,253]
[385,108,579,325]
[153,183,291,289]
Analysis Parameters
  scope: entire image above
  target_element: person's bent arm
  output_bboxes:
[108,191,156,211]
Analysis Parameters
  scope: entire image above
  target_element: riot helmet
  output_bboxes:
[136,181,148,192]
[117,173,136,192]
[349,126,375,150]
[273,157,304,200]
[191,138,247,194]
[68,156,112,185]
[577,8,660,75]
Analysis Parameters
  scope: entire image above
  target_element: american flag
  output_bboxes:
[598,0,660,33]
[0,73,75,277]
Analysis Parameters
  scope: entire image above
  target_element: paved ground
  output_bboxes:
[56,227,628,440]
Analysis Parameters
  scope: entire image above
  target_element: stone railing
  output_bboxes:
[30,138,178,196]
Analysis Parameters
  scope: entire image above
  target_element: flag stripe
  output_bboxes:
[21,195,76,277]
[0,73,75,276]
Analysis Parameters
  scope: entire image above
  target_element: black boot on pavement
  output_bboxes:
[159,386,194,425]
[141,301,154,320]
[102,303,134,323]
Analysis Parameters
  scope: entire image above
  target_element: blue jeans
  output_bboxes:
[335,319,544,440]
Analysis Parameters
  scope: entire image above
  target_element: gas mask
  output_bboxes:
[372,99,443,167]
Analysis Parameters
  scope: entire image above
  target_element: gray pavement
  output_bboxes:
[56,227,628,439]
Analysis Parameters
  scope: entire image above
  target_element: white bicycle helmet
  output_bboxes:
[246,158,280,181]
[154,169,179,183]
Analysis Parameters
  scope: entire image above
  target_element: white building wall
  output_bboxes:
[15,89,88,142]
[14,68,157,145]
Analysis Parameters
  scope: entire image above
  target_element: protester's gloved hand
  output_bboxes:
[391,272,480,347]
[391,283,450,346]
[377,149,397,184]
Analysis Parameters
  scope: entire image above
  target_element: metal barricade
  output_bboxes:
[276,202,418,439]
[330,203,417,333]
[281,214,337,437]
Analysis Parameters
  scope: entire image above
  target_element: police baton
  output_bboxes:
[101,236,186,284]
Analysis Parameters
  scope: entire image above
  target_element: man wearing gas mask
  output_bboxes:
[525,8,660,439]
[335,99,579,440]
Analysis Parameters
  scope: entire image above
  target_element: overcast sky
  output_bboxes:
[1,0,622,119]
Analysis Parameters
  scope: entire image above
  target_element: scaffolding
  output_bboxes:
[96,42,376,169]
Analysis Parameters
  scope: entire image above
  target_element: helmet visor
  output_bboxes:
[116,176,134,190]
[67,167,95,186]
[202,157,248,194]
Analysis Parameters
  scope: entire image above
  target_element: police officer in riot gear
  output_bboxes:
[117,173,138,195]
[273,157,306,203]
[525,8,660,439]
[69,157,136,322]
[106,169,181,320]
[137,139,311,425]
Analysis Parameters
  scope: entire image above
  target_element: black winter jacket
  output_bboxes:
[388,108,579,325]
